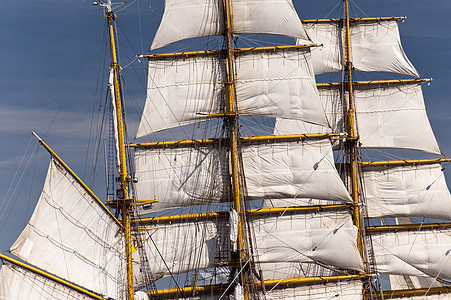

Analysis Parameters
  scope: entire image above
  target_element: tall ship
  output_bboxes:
[1,0,450,299]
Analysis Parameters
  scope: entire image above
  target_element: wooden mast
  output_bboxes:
[222,0,250,298]
[103,1,134,299]
[343,0,365,263]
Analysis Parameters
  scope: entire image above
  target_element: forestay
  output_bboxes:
[10,159,125,299]
[251,211,364,271]
[151,0,308,49]
[304,19,419,77]
[371,228,451,279]
[0,264,93,300]
[136,49,327,137]
[362,163,451,219]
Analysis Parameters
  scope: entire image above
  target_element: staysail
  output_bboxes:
[10,159,125,299]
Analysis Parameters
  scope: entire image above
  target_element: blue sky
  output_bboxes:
[0,0,451,255]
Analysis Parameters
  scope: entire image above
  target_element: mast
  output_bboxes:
[102,1,134,299]
[222,0,250,297]
[343,0,366,263]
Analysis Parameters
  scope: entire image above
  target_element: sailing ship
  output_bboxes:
[1,0,451,299]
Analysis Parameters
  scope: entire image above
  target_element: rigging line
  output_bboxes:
[349,0,370,18]
[87,25,110,186]
[24,151,39,228]
[136,0,145,54]
[0,140,39,234]
[116,0,137,14]
[148,235,187,299]
[322,0,343,20]
[1,135,34,216]
[89,87,110,188]
[218,256,251,300]
[44,28,99,140]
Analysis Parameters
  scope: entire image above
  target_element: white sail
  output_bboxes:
[151,0,308,50]
[10,159,125,299]
[261,198,338,208]
[251,211,364,272]
[371,228,451,279]
[134,145,229,212]
[136,55,225,137]
[260,281,363,300]
[234,50,326,126]
[304,19,419,77]
[389,274,441,290]
[274,86,342,135]
[242,139,352,202]
[275,83,440,154]
[136,49,327,137]
[355,83,440,154]
[257,261,336,281]
[363,163,451,219]
[0,264,93,300]
[134,139,350,213]
[135,211,363,280]
[133,220,224,279]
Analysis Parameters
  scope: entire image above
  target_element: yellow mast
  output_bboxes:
[343,0,365,263]
[222,0,250,297]
[101,2,134,299]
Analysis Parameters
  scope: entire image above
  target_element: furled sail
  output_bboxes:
[371,228,451,279]
[261,198,339,208]
[257,261,336,280]
[0,264,93,300]
[251,211,364,272]
[136,49,327,137]
[10,159,125,299]
[362,163,451,219]
[134,138,351,213]
[275,82,440,154]
[304,19,419,77]
[151,0,308,50]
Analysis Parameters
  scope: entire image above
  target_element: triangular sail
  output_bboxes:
[10,159,125,299]
[151,0,308,50]
[0,264,94,300]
